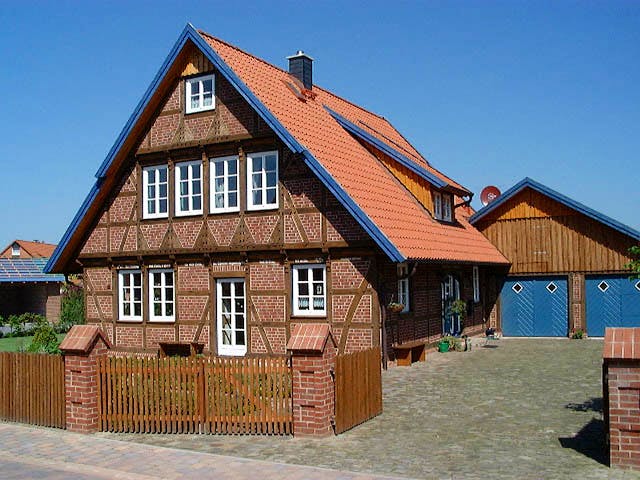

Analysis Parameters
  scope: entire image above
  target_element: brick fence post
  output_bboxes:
[286,323,337,437]
[59,325,111,433]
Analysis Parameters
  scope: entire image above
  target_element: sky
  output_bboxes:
[0,0,638,250]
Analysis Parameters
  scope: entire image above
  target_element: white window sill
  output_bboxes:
[118,317,142,323]
[186,106,215,115]
[247,203,279,212]
[174,210,203,218]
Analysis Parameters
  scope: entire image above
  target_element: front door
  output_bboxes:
[442,275,461,335]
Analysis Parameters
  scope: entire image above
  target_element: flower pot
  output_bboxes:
[387,304,405,313]
[438,341,450,353]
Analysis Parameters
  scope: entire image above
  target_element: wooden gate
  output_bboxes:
[97,356,292,434]
[334,346,382,434]
[0,352,66,428]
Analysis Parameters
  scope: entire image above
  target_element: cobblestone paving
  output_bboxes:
[0,422,403,479]
[101,339,640,479]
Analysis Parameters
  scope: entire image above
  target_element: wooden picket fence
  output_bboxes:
[97,356,292,434]
[334,346,383,434]
[0,352,66,429]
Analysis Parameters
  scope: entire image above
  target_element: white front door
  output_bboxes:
[216,278,247,356]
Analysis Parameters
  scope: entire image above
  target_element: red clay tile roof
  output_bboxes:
[201,32,508,264]
[1,240,57,259]
[286,323,335,352]
[59,325,112,354]
[604,328,640,360]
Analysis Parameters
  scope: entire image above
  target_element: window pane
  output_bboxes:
[228,160,237,174]
[265,155,276,171]
[228,176,237,191]
[159,168,167,182]
[228,192,237,207]
[134,304,141,317]
[234,282,243,296]
[252,173,262,188]
[235,330,245,345]
[159,184,167,197]
[266,172,277,188]
[235,299,244,313]
[235,314,244,330]
[215,162,224,176]
[180,197,189,211]
[148,185,156,199]
[180,166,188,181]
[298,268,308,281]
[191,96,199,109]
[312,268,323,281]
[214,177,224,193]
[202,79,212,93]
[124,303,130,316]
[298,298,309,310]
[134,288,141,301]
[133,274,141,286]
[313,298,325,309]
[193,180,201,195]
[215,193,224,208]
[314,283,323,296]
[222,282,231,297]
[154,303,161,316]
[222,298,231,312]
[253,190,262,205]
[190,81,200,94]
[222,315,231,329]
[193,196,201,210]
[153,274,161,286]
[266,188,276,204]
[166,303,173,316]
[159,199,167,213]
[123,274,130,287]
[147,201,155,214]
[147,170,155,183]
[299,283,309,296]
[252,157,262,172]
[203,93,213,107]
[222,330,231,345]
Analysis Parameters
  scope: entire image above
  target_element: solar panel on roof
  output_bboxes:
[0,258,65,283]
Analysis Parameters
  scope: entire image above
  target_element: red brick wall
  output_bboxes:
[606,360,640,470]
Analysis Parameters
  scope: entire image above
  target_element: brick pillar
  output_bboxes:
[59,325,111,433]
[604,328,640,470]
[287,323,337,437]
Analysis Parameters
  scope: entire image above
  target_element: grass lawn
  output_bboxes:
[0,334,66,352]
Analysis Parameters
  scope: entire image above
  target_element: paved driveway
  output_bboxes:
[101,339,640,479]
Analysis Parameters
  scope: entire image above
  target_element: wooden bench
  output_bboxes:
[392,340,427,367]
[158,342,204,358]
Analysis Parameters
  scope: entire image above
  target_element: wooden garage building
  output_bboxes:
[471,178,640,337]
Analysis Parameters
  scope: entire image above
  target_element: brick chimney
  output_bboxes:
[287,50,313,90]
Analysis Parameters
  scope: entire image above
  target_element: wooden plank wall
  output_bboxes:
[97,356,292,434]
[0,352,66,429]
[478,215,636,274]
[335,346,383,434]
[377,155,434,212]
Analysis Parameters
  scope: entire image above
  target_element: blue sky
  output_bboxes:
[0,1,638,250]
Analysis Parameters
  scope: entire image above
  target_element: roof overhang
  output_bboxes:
[46,23,406,273]
[470,177,640,241]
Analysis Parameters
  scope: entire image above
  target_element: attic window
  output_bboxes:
[185,74,215,114]
[433,191,453,222]
[11,243,19,257]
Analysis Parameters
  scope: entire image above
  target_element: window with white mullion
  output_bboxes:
[217,279,246,356]
[142,165,168,219]
[292,265,326,316]
[442,194,453,222]
[247,151,278,211]
[118,270,142,322]
[185,74,215,114]
[433,191,442,220]
[175,160,203,216]
[397,277,410,313]
[210,156,239,213]
[149,269,175,322]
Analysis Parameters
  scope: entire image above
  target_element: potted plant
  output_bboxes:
[387,302,405,313]
[438,335,461,352]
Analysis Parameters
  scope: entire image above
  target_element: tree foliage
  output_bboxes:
[57,282,85,333]
[628,246,640,280]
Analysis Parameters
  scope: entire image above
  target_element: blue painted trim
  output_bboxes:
[324,107,448,189]
[0,277,65,283]
[48,24,407,271]
[469,177,640,241]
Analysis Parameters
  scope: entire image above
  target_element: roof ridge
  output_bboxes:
[197,29,389,123]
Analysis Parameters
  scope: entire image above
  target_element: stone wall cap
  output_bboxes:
[59,325,112,354]
[604,327,640,360]
[287,323,336,352]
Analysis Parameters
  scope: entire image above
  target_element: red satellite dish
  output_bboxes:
[480,186,501,206]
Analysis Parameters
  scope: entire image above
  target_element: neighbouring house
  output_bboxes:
[45,24,508,363]
[471,178,640,337]
[0,257,65,322]
[0,240,57,259]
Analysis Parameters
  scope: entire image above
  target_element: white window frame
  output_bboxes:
[210,155,239,213]
[216,278,247,356]
[185,74,215,114]
[292,264,327,317]
[442,194,453,222]
[142,165,169,219]
[11,243,19,257]
[433,191,442,220]
[118,269,142,322]
[473,266,480,303]
[148,268,175,323]
[175,160,203,217]
[247,151,279,211]
[397,263,410,313]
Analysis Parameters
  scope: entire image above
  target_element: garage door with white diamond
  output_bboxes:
[586,275,640,337]
[501,277,568,337]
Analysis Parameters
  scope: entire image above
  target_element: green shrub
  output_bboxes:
[571,329,584,339]
[56,283,85,334]
[8,315,25,337]
[27,323,61,354]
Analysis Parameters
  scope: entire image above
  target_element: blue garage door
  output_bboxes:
[501,277,568,337]
[586,275,640,337]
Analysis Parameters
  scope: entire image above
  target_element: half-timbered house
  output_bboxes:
[46,24,508,363]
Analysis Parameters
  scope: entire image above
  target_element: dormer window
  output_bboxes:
[433,191,453,222]
[185,74,215,114]
[11,243,20,257]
